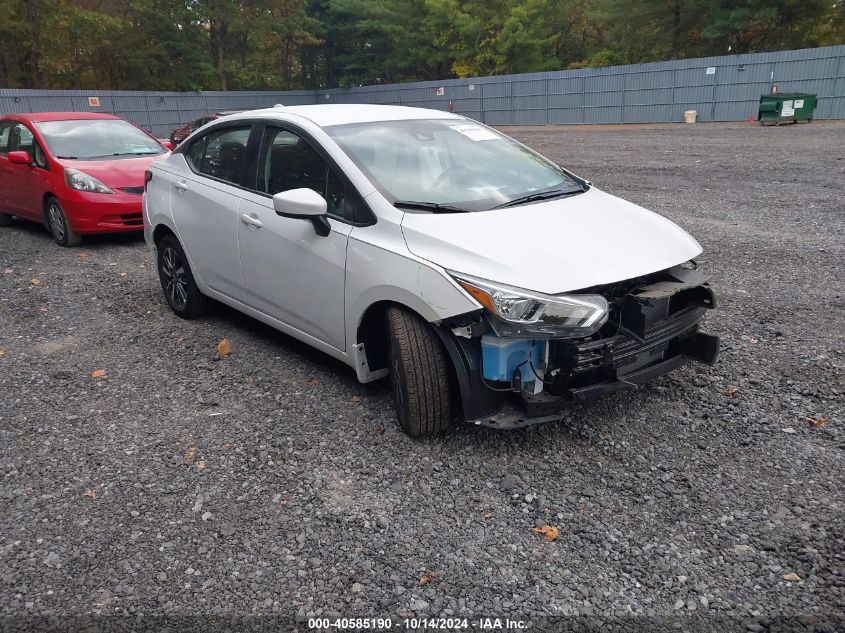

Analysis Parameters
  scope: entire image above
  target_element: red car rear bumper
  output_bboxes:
[61,189,145,234]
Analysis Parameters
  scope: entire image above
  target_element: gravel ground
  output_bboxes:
[1,121,843,631]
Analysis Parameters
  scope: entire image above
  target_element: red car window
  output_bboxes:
[12,123,34,154]
[0,122,12,153]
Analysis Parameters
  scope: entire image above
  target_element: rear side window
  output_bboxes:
[186,136,205,168]
[186,126,251,186]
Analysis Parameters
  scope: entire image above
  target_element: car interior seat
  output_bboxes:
[219,141,245,183]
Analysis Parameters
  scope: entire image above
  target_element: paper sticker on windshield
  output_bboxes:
[450,124,499,141]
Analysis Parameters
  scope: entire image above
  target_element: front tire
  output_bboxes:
[0,212,12,227]
[46,197,81,247]
[386,306,453,437]
[156,235,208,318]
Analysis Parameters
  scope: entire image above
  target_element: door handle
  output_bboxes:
[240,213,263,229]
[174,180,188,192]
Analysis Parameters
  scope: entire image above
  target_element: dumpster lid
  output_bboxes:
[761,92,816,99]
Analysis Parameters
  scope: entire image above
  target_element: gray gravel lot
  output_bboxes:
[1,121,843,630]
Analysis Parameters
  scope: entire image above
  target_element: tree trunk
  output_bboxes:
[23,0,43,87]
[209,18,228,90]
[671,1,681,57]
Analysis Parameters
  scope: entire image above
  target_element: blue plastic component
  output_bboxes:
[481,334,542,383]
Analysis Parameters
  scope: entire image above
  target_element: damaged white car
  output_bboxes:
[143,104,718,437]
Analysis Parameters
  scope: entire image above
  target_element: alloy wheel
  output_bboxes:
[160,247,188,309]
[48,203,66,242]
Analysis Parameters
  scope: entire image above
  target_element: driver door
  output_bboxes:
[237,126,352,351]
[0,122,13,212]
[6,123,48,219]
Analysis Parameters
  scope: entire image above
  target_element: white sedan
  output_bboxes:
[143,104,718,437]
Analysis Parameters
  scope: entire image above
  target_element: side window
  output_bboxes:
[0,123,11,154]
[258,127,351,221]
[187,126,251,186]
[33,143,48,169]
[13,123,34,155]
[6,123,46,167]
[186,136,206,170]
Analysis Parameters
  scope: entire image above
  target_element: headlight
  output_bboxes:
[64,168,114,194]
[452,272,608,338]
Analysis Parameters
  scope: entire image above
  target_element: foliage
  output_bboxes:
[0,0,841,90]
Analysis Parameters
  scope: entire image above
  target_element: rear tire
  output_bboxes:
[156,234,209,319]
[45,197,82,247]
[0,213,12,227]
[386,306,453,437]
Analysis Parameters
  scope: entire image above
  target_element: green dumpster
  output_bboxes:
[758,93,817,125]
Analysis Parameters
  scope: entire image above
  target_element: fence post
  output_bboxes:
[509,77,514,125]
[544,78,549,125]
[710,63,718,122]
[621,71,626,124]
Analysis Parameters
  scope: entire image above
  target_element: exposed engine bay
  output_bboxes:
[437,263,719,429]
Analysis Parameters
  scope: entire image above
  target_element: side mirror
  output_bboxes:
[8,151,32,165]
[160,139,174,151]
[272,188,330,237]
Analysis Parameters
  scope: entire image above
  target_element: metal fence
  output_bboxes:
[1,45,843,135]
[322,44,845,125]
[0,89,315,137]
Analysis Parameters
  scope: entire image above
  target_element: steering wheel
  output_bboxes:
[432,165,474,188]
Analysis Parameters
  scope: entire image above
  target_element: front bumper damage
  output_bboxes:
[436,264,719,429]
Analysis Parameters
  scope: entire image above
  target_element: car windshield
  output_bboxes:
[325,118,582,211]
[35,119,165,160]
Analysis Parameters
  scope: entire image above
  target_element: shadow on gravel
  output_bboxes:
[3,216,145,249]
[197,298,631,445]
[207,299,366,387]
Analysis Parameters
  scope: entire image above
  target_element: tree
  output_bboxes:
[0,0,840,90]
[697,0,838,54]
[0,0,57,88]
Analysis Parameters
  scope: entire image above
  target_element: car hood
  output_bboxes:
[62,155,166,188]
[400,187,703,294]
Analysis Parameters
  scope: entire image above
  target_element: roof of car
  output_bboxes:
[12,112,121,122]
[229,104,461,127]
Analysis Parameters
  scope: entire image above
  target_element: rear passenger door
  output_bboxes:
[237,125,365,351]
[170,124,254,303]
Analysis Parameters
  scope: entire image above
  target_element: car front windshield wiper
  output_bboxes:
[493,186,585,209]
[86,151,162,159]
[393,200,473,214]
[56,155,81,160]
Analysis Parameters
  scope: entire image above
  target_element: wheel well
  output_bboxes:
[357,301,390,373]
[152,224,176,247]
[357,301,462,409]
[42,193,55,221]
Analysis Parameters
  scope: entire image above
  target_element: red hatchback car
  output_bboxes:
[169,110,242,146]
[0,112,169,246]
